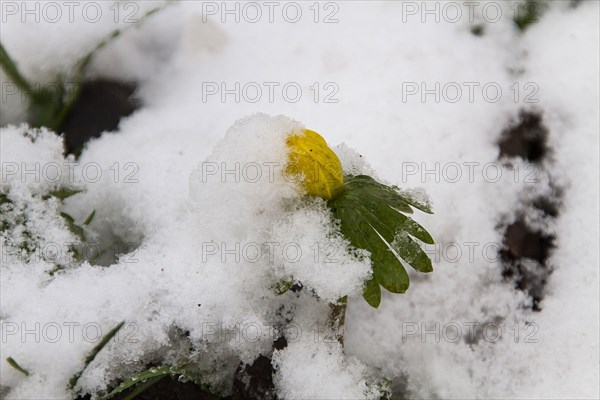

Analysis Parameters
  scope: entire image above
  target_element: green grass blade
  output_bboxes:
[120,375,166,400]
[50,3,172,131]
[6,357,30,376]
[0,42,32,93]
[45,188,83,200]
[83,210,96,226]
[100,365,215,400]
[68,321,124,390]
[60,212,85,242]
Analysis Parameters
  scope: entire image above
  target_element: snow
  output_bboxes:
[1,0,599,399]
[272,340,386,400]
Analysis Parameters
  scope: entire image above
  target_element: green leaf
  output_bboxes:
[83,210,96,226]
[340,175,414,214]
[60,212,85,242]
[272,279,293,295]
[395,189,433,214]
[362,277,381,308]
[328,175,434,308]
[44,189,82,201]
[0,193,10,206]
[99,365,215,400]
[391,212,434,244]
[0,42,32,93]
[514,0,545,32]
[48,264,66,277]
[6,357,29,376]
[392,233,433,273]
[69,322,124,390]
[371,244,410,294]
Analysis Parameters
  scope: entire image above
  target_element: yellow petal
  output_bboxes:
[286,129,344,200]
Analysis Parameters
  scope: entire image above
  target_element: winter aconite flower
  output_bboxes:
[284,127,435,308]
[286,129,344,200]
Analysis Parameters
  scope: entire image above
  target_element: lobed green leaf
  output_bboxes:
[328,175,435,308]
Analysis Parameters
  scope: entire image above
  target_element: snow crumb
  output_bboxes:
[272,340,386,400]
[333,143,378,178]
[397,187,433,213]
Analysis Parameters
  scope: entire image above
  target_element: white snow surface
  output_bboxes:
[1,0,598,399]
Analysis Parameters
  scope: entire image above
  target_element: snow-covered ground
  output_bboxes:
[1,1,598,398]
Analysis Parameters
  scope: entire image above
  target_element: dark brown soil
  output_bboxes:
[497,110,561,311]
[500,218,555,311]
[59,79,139,155]
[498,111,549,163]
[114,377,217,400]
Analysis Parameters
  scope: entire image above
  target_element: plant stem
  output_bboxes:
[330,296,348,346]
[0,42,32,94]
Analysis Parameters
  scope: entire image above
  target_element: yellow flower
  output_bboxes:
[286,129,344,200]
